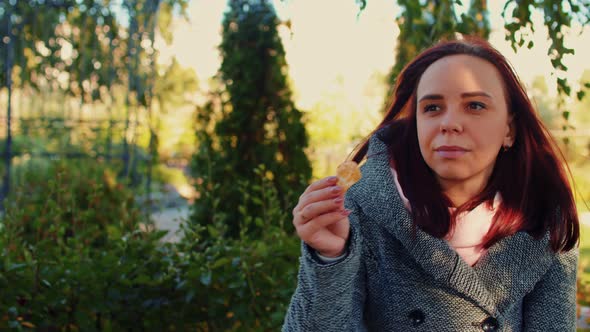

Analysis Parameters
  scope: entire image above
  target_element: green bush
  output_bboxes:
[0,161,301,331]
[3,159,141,247]
[0,159,176,330]
[177,164,301,330]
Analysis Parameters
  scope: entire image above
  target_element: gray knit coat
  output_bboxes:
[282,128,578,331]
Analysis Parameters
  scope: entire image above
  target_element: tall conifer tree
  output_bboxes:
[192,0,311,237]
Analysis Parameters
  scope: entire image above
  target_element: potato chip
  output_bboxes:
[336,161,362,192]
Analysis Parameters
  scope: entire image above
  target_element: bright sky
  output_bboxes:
[156,0,590,110]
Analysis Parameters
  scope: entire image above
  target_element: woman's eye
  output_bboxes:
[424,104,440,112]
[468,102,486,111]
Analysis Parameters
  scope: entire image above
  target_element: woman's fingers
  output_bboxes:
[297,212,350,241]
[326,216,351,240]
[296,185,343,213]
[303,226,348,257]
[301,176,338,197]
[291,175,351,257]
[294,195,345,227]
[292,176,343,225]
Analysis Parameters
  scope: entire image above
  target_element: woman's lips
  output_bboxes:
[434,146,468,158]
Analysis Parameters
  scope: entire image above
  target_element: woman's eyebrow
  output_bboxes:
[418,91,492,102]
[461,91,492,99]
[418,94,444,102]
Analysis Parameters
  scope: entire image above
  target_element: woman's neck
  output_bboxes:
[438,177,488,207]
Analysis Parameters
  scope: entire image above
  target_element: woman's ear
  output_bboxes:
[504,114,516,148]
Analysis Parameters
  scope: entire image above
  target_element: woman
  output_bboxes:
[282,36,579,331]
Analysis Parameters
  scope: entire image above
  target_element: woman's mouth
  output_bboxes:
[434,146,469,158]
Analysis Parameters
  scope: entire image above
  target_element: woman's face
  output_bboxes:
[416,54,514,195]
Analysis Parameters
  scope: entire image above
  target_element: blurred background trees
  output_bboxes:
[386,0,490,99]
[356,0,590,114]
[0,0,194,201]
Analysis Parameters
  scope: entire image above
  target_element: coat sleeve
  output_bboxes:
[282,199,368,332]
[522,247,578,331]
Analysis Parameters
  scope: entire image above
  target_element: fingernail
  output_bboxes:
[331,186,341,194]
[341,209,352,216]
[327,176,338,183]
[334,197,343,204]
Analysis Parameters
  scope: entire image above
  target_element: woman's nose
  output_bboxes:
[439,109,463,133]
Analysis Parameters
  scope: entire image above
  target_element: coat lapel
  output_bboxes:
[472,230,554,313]
[349,127,555,316]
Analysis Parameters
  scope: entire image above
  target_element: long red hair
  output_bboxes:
[353,36,579,252]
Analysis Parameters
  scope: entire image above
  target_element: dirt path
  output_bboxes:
[150,205,190,243]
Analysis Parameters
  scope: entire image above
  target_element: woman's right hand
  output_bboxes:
[292,176,351,258]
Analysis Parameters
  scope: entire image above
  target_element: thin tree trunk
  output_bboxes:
[146,8,158,213]
[2,5,14,205]
[122,3,138,180]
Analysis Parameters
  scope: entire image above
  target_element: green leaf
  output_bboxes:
[207,225,220,238]
[200,271,212,286]
[232,256,241,267]
[175,279,187,290]
[8,321,20,328]
[356,0,367,11]
[255,217,264,227]
[7,306,18,316]
[185,290,195,303]
[238,206,247,216]
[571,4,580,13]
[557,78,571,96]
[7,263,27,272]
[527,40,534,49]
[562,111,570,121]
[577,90,586,101]
[211,257,231,269]
[256,242,268,255]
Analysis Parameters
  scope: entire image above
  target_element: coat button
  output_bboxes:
[408,309,425,326]
[481,317,499,331]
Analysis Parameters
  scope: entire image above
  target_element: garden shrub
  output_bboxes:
[0,161,301,331]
